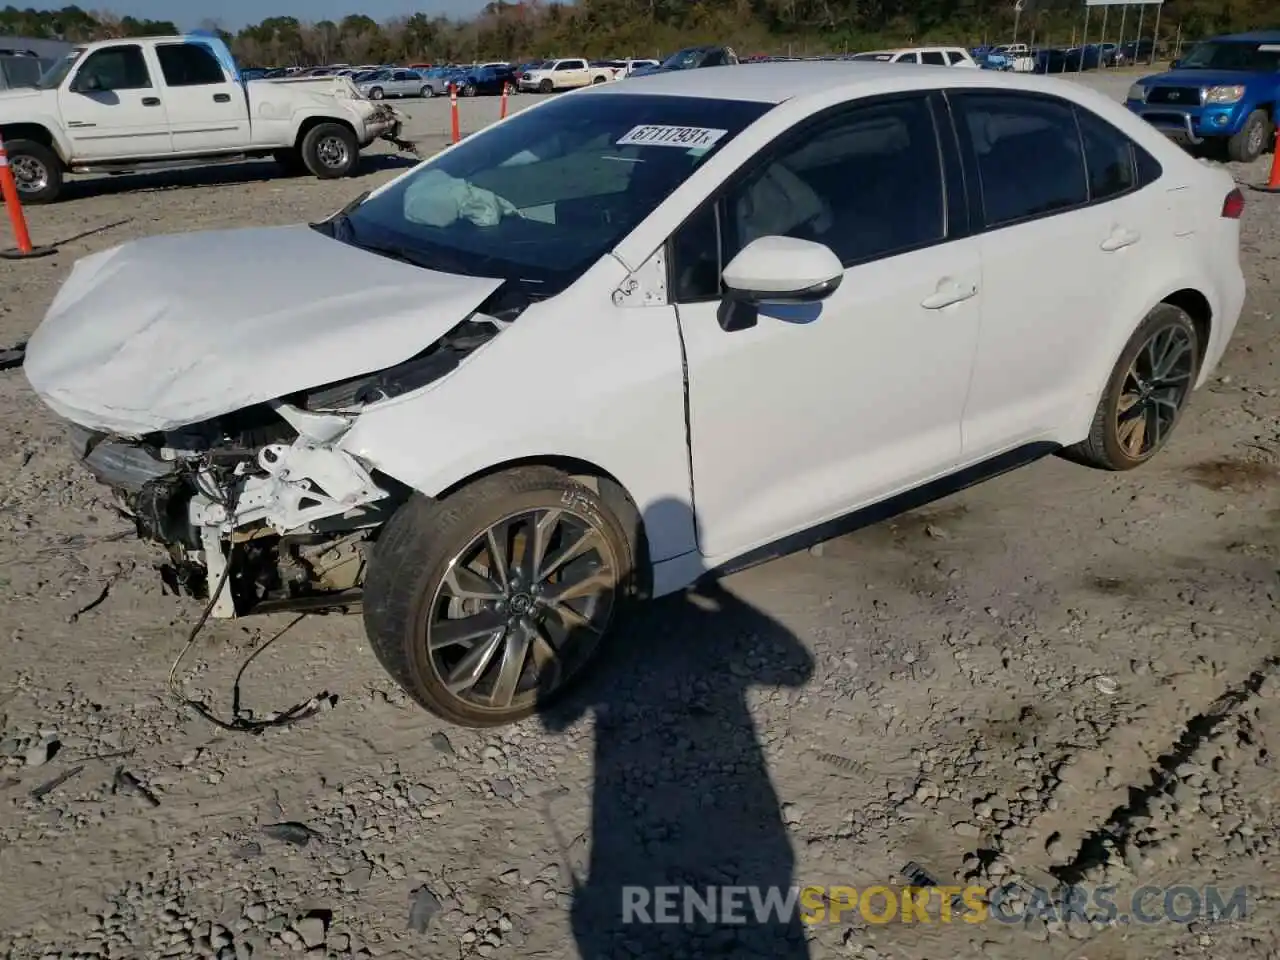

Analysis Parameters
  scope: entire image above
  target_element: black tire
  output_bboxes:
[592,75,607,84]
[3,139,62,204]
[539,78,553,93]
[420,85,433,98]
[363,467,641,727]
[300,122,358,179]
[368,86,384,100]
[1227,108,1269,163]
[272,148,307,176]
[1066,303,1201,471]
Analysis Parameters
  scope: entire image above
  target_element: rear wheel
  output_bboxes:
[368,86,384,100]
[420,85,433,97]
[300,123,358,179]
[1067,304,1200,471]
[592,75,607,84]
[3,139,62,204]
[363,468,640,727]
[1227,108,1269,163]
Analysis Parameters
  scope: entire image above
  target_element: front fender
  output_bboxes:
[335,258,698,564]
[0,115,73,163]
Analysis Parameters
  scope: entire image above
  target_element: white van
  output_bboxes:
[851,46,979,68]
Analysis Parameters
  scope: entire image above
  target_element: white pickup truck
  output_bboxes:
[0,33,407,203]
[516,58,616,93]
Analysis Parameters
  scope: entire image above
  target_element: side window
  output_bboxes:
[921,51,947,65]
[394,70,415,81]
[955,92,1087,227]
[74,45,151,91]
[896,52,919,63]
[1074,106,1137,201]
[947,50,971,65]
[672,96,945,300]
[1135,143,1163,186]
[555,61,573,71]
[156,43,226,87]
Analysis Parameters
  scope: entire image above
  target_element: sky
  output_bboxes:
[28,0,489,31]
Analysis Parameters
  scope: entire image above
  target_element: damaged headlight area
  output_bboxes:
[64,310,516,618]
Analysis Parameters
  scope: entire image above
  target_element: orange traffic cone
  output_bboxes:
[1263,124,1280,193]
[0,135,56,260]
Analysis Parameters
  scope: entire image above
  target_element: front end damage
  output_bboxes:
[68,314,511,619]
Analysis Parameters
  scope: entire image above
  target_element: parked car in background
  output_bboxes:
[453,63,517,95]
[1034,47,1073,73]
[1126,30,1280,162]
[0,34,406,202]
[630,45,739,77]
[517,58,615,92]
[23,61,1245,727]
[851,46,979,67]
[0,53,54,90]
[355,68,428,99]
[981,43,1035,72]
[1117,39,1156,65]
[417,67,457,97]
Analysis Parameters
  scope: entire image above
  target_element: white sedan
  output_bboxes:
[23,62,1246,727]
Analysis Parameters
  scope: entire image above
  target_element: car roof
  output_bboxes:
[1213,30,1280,43]
[583,59,1054,104]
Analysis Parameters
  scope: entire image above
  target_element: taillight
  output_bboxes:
[1222,187,1245,219]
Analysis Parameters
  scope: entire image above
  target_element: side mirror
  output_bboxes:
[718,236,843,332]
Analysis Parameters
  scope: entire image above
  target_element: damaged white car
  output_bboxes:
[24,64,1245,726]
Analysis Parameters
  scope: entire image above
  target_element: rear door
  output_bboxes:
[58,43,172,159]
[390,70,420,96]
[949,90,1158,455]
[920,50,948,66]
[154,40,247,154]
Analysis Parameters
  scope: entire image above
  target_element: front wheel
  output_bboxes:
[539,78,553,93]
[592,75,607,84]
[1067,303,1200,471]
[363,468,640,727]
[1227,108,1270,163]
[300,122,359,179]
[3,139,63,204]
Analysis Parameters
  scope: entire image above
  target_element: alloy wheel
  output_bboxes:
[315,135,350,170]
[424,507,619,714]
[11,155,49,194]
[1115,323,1195,459]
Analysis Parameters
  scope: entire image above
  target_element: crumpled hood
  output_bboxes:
[23,224,504,435]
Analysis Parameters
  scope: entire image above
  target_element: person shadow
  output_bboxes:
[540,495,817,959]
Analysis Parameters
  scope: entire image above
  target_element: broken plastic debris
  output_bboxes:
[407,886,442,933]
[260,821,323,846]
[1094,676,1119,695]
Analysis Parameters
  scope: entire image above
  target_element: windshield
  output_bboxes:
[36,48,83,89]
[1179,41,1280,71]
[333,92,770,298]
[660,48,711,70]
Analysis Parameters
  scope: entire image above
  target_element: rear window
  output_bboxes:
[0,55,43,89]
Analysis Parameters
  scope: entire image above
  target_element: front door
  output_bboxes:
[154,40,248,154]
[58,43,172,160]
[670,94,983,561]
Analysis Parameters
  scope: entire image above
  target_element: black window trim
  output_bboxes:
[944,87,1160,234]
[665,90,967,306]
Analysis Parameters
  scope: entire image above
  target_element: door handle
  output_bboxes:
[1100,227,1141,252]
[141,96,161,106]
[921,279,979,310]
[213,93,231,102]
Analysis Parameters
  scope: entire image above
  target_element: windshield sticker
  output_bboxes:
[617,125,728,149]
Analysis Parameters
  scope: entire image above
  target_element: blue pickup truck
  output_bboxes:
[1125,30,1280,163]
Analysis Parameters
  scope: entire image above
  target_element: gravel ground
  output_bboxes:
[1,74,1279,960]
